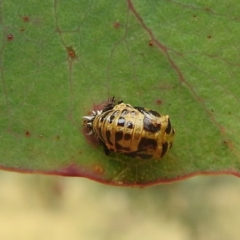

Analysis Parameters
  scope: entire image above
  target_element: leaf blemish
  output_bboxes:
[23,16,30,22]
[113,21,121,29]
[55,135,60,140]
[25,131,31,137]
[7,34,14,41]
[66,46,76,59]
[149,40,153,46]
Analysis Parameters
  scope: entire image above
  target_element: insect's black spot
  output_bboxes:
[126,121,134,129]
[106,130,112,145]
[138,138,157,150]
[149,109,160,117]
[100,111,110,122]
[134,106,145,113]
[130,111,137,115]
[143,116,161,133]
[108,113,115,123]
[117,117,125,127]
[102,141,109,155]
[165,118,172,134]
[121,109,129,116]
[135,107,161,117]
[113,110,119,116]
[115,131,123,142]
[97,127,104,142]
[124,133,131,141]
[161,142,169,157]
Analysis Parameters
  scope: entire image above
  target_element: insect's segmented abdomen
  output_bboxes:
[84,100,175,160]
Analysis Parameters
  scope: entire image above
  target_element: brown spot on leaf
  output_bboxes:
[113,21,121,29]
[204,7,212,13]
[67,46,76,59]
[94,165,104,175]
[25,131,30,137]
[55,135,60,140]
[155,99,162,105]
[7,34,14,41]
[23,16,30,22]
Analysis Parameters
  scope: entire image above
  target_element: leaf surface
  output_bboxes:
[1,0,240,186]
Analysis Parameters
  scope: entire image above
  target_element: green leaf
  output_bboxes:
[1,0,239,186]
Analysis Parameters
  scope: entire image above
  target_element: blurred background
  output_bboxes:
[0,172,239,240]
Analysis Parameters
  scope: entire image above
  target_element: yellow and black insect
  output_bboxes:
[83,97,175,159]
